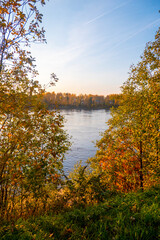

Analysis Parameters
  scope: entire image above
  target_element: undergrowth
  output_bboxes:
[0,185,160,240]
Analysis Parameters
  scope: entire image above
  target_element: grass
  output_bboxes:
[0,185,160,240]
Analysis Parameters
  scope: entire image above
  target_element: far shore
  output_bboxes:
[46,105,118,110]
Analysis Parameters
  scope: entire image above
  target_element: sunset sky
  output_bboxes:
[31,0,160,95]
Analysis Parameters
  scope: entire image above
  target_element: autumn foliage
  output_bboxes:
[42,92,120,109]
[89,28,160,192]
[0,0,70,220]
[0,0,160,224]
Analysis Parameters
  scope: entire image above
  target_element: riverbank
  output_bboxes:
[1,185,160,239]
[47,105,116,110]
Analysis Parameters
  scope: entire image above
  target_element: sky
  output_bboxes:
[30,0,160,95]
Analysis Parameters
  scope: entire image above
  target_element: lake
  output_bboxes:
[61,109,111,174]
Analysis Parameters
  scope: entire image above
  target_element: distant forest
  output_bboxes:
[43,92,120,109]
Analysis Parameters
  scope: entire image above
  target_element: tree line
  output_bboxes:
[43,92,120,109]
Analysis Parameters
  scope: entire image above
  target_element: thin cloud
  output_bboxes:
[109,18,160,51]
[85,0,132,25]
[85,18,160,66]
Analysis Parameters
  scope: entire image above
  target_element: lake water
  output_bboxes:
[61,109,111,174]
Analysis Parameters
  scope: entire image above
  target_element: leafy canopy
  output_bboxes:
[88,27,160,192]
[0,0,70,220]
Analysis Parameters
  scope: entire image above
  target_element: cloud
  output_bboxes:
[109,18,160,51]
[31,22,98,79]
[85,0,132,25]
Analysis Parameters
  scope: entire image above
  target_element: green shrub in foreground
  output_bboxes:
[0,186,160,240]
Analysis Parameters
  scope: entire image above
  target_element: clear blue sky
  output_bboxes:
[31,0,160,95]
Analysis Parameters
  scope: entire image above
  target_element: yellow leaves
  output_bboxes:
[49,233,54,238]
[28,3,34,9]
[0,7,9,14]
[131,204,138,213]
[44,152,49,158]
[65,228,72,233]
[41,0,46,5]
[12,179,18,185]
[29,152,33,157]
[8,133,12,138]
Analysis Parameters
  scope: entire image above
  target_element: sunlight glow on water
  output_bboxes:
[61,109,111,174]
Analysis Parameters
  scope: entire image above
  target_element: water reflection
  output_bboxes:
[61,109,111,174]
